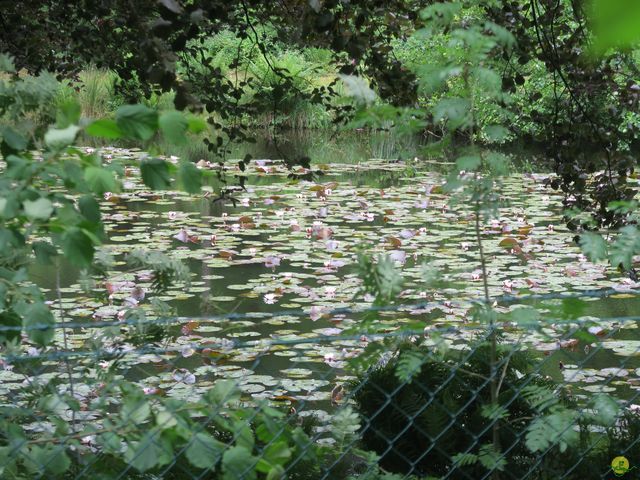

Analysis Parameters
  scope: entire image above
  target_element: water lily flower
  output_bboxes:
[326,240,339,251]
[172,369,196,384]
[399,229,416,239]
[130,286,145,301]
[173,229,189,243]
[181,345,196,358]
[265,255,281,269]
[263,293,278,304]
[324,286,337,299]
[309,306,324,321]
[388,250,407,264]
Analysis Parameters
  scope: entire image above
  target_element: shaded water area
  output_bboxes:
[15,131,640,416]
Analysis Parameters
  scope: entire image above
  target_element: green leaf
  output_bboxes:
[23,198,53,221]
[24,302,55,346]
[591,394,620,426]
[33,241,57,266]
[1,126,27,151]
[486,152,510,176]
[483,125,510,142]
[609,226,640,270]
[115,104,158,141]
[591,0,640,55]
[44,125,80,149]
[125,434,162,472]
[185,432,225,470]
[339,75,377,105]
[122,398,151,424]
[525,409,578,453]
[61,227,95,268]
[45,446,71,475]
[23,446,70,475]
[57,101,81,128]
[0,53,16,73]
[262,440,291,467]
[206,380,241,407]
[0,309,22,344]
[86,118,123,139]
[433,98,471,129]
[98,431,122,454]
[187,116,207,134]
[455,155,481,172]
[159,111,188,145]
[178,161,202,194]
[84,166,119,195]
[141,158,171,189]
[508,306,540,328]
[266,464,286,480]
[395,349,424,383]
[580,232,608,263]
[78,195,101,224]
[222,446,257,480]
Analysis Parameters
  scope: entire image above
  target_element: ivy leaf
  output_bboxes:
[141,158,171,189]
[24,302,55,346]
[85,119,123,139]
[159,111,188,145]
[579,232,608,263]
[185,432,225,470]
[178,161,202,194]
[44,125,80,149]
[84,166,119,195]
[23,198,53,220]
[222,446,257,480]
[61,227,95,268]
[115,104,158,141]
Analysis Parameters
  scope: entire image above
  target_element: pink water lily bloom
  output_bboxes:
[265,256,281,269]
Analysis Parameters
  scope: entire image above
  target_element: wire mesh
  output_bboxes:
[1,289,639,479]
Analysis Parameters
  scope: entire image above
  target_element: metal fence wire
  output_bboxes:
[1,289,640,480]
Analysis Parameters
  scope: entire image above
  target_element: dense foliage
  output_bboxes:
[1,1,640,478]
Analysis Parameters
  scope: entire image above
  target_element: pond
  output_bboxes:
[11,130,640,419]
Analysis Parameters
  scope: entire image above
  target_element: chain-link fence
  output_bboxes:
[1,289,640,479]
